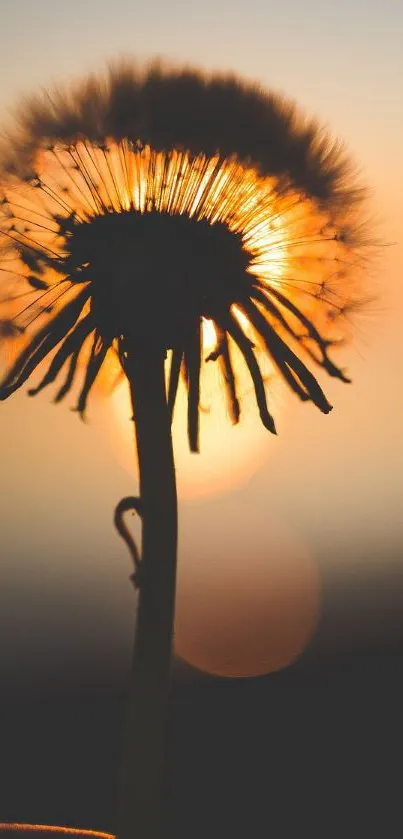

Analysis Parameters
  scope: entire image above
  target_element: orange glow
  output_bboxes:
[1,134,366,496]
[109,343,281,498]
[201,317,217,352]
[72,143,291,285]
[0,826,113,839]
[174,513,320,677]
[231,305,251,333]
[1,138,361,377]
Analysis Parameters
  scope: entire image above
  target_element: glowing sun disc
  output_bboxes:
[109,334,281,499]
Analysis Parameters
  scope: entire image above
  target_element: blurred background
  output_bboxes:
[0,1,402,836]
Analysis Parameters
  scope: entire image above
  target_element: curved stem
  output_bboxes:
[116,343,178,839]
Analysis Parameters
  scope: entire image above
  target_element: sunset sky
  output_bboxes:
[0,0,402,695]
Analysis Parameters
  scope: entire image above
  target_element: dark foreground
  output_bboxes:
[0,650,402,839]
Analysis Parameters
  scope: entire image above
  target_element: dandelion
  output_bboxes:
[0,61,371,839]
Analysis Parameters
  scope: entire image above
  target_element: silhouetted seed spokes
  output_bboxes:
[54,345,82,403]
[26,276,50,291]
[1,224,61,260]
[254,283,351,382]
[50,146,96,217]
[27,313,95,396]
[219,334,240,424]
[118,141,131,206]
[240,299,332,412]
[101,147,122,209]
[167,347,183,423]
[250,287,300,340]
[0,286,91,397]
[74,330,108,418]
[68,146,106,215]
[83,140,116,211]
[183,320,201,452]
[14,280,62,322]
[0,226,58,264]
[222,311,277,434]
[2,196,59,226]
[205,324,240,425]
[23,282,77,329]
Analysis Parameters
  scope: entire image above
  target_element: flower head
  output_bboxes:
[0,62,370,450]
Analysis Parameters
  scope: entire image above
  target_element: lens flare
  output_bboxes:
[174,509,320,676]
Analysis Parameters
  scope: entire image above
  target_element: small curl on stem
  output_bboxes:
[114,495,143,589]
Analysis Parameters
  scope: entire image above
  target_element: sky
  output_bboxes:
[0,0,402,696]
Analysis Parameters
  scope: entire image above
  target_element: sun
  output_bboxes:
[109,315,282,498]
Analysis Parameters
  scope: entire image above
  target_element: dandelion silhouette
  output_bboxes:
[0,62,370,839]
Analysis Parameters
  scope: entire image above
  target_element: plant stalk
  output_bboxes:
[116,343,178,839]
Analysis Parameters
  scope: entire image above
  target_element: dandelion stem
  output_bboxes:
[117,342,178,839]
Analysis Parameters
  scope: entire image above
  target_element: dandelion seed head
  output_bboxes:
[0,61,375,449]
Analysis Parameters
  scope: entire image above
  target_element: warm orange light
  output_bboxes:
[1,141,329,349]
[174,511,320,677]
[0,826,113,839]
[201,317,217,352]
[109,339,282,499]
[1,136,360,446]
[231,305,251,332]
[93,144,291,285]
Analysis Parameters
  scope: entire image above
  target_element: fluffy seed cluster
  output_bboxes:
[0,62,371,450]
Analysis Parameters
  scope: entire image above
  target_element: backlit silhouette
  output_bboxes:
[0,61,371,839]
